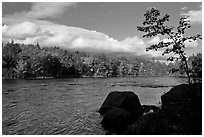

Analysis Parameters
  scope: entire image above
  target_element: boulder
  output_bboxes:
[101,107,134,134]
[124,112,183,135]
[99,91,143,118]
[161,83,202,135]
[99,84,202,135]
[161,84,192,105]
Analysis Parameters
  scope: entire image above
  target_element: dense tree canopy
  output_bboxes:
[2,41,201,80]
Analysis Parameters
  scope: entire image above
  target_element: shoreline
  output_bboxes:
[2,75,188,80]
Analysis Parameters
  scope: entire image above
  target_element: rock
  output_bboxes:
[99,84,202,135]
[126,112,184,135]
[161,83,202,135]
[101,107,134,134]
[99,91,143,118]
[161,84,193,105]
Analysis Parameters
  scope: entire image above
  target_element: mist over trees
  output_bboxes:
[2,41,201,80]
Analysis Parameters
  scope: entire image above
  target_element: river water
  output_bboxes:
[2,77,186,135]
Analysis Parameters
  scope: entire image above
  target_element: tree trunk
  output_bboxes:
[181,54,191,84]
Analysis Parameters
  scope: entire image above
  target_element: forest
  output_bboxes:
[2,41,202,80]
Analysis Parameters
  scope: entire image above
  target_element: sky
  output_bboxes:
[2,2,202,61]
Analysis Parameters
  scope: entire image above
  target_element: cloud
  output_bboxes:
[2,20,148,55]
[181,6,188,11]
[3,21,41,40]
[184,39,199,48]
[147,36,160,45]
[3,19,199,58]
[121,36,147,55]
[3,2,199,58]
[4,2,76,19]
[181,7,202,24]
[145,35,199,57]
[3,2,152,56]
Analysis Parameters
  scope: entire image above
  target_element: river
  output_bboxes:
[2,77,186,135]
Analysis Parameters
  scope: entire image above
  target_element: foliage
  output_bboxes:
[137,7,202,84]
[188,53,202,83]
[40,54,62,78]
[2,40,21,69]
[2,41,192,79]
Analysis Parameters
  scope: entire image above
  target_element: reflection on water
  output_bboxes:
[2,77,186,135]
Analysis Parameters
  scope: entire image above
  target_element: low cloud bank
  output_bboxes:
[2,2,200,59]
[3,20,150,56]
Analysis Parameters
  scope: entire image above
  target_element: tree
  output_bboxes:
[2,41,22,79]
[190,53,202,82]
[40,54,62,78]
[110,59,120,77]
[137,7,202,84]
[3,41,21,69]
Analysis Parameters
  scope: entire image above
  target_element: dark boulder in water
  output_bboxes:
[99,91,143,134]
[98,91,143,118]
[161,84,193,104]
[101,107,134,134]
[99,83,202,135]
[161,83,202,134]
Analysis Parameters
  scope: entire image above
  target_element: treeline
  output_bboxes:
[2,41,202,79]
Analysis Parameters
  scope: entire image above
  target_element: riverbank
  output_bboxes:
[2,74,188,80]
